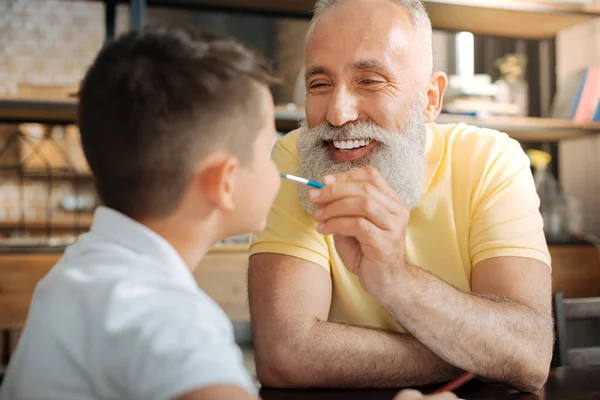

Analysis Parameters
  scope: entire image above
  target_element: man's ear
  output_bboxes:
[424,71,448,123]
[195,153,239,212]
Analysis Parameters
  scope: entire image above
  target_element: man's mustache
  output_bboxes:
[302,121,393,147]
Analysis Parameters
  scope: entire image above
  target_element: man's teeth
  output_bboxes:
[332,139,371,150]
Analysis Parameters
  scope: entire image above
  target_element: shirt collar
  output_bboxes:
[423,122,444,194]
[89,206,193,283]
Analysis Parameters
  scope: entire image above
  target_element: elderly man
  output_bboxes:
[249,0,553,393]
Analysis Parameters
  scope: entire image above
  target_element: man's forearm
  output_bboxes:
[258,319,461,388]
[379,264,553,392]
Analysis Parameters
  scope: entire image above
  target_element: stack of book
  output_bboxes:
[441,74,520,118]
[552,66,600,123]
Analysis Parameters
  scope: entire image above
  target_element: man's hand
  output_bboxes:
[306,165,553,392]
[308,166,409,299]
[394,389,458,400]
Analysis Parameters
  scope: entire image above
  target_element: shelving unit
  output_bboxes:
[0,1,596,234]
[92,0,599,144]
[2,1,595,141]
[2,1,597,141]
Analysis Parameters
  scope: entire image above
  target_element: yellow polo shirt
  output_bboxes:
[250,122,551,332]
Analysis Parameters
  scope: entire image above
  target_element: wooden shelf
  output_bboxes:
[111,0,600,39]
[424,0,600,39]
[437,114,600,141]
[2,98,598,142]
[0,167,93,180]
[0,213,94,231]
[0,97,77,124]
[275,105,600,142]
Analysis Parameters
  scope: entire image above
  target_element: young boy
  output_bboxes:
[0,26,280,400]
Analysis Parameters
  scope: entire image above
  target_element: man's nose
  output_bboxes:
[326,86,359,127]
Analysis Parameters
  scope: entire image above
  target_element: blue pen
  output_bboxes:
[280,173,325,188]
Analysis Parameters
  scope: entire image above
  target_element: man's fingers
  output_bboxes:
[393,390,459,400]
[312,194,401,230]
[323,166,398,198]
[313,197,393,231]
[308,182,404,217]
[317,216,380,245]
[393,389,424,400]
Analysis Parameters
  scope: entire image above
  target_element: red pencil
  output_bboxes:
[434,372,476,394]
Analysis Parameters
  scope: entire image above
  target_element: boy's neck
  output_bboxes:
[138,213,219,271]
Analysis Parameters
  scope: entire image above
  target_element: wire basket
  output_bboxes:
[0,122,98,246]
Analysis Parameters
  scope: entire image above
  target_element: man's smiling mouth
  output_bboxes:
[332,139,372,152]
[325,139,378,161]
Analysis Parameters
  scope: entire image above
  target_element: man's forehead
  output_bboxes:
[305,13,413,66]
[305,27,412,78]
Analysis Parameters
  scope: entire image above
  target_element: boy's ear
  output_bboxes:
[195,153,239,212]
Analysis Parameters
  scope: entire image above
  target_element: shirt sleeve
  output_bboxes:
[467,133,551,269]
[250,132,331,271]
[105,277,256,400]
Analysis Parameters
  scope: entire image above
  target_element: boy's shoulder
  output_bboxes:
[49,231,218,309]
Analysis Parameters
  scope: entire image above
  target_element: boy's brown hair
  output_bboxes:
[78,26,278,219]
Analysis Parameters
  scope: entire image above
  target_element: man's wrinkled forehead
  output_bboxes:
[305,3,416,73]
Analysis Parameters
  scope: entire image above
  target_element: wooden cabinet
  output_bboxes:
[193,244,251,322]
[550,245,600,298]
[0,245,251,330]
[0,254,55,331]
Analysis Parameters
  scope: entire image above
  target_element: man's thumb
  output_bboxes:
[393,389,424,400]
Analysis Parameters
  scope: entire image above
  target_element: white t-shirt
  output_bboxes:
[0,207,256,400]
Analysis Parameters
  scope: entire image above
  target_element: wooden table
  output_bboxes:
[259,366,600,399]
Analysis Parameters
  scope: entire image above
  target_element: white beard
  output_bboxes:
[296,100,427,214]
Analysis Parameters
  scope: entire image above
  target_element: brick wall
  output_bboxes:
[0,0,105,95]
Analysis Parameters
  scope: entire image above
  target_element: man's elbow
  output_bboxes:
[254,340,311,388]
[513,363,549,393]
[512,347,552,392]
[255,360,290,388]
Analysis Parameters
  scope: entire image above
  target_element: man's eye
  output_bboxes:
[362,80,381,85]
[309,83,328,89]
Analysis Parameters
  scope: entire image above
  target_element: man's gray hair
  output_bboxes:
[312,0,431,32]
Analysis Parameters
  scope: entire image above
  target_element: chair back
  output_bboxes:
[552,292,600,367]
